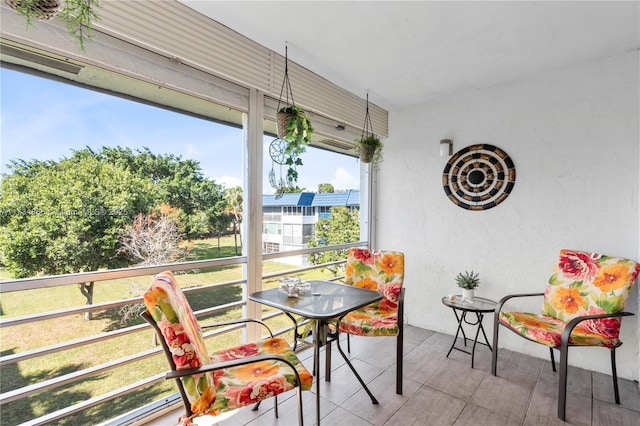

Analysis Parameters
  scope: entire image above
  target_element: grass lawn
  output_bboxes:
[0,235,342,425]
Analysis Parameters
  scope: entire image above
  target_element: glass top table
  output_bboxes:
[250,280,382,319]
[441,295,497,313]
[250,280,382,425]
[441,295,497,368]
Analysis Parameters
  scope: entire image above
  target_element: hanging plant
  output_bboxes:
[275,46,314,188]
[354,94,383,168]
[277,105,313,184]
[6,0,101,50]
[355,135,383,165]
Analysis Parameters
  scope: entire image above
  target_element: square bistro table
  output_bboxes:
[250,280,382,425]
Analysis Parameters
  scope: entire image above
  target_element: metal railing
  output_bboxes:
[0,242,362,426]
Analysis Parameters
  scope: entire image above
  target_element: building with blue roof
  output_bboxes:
[262,190,359,260]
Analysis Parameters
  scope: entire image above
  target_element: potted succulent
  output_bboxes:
[355,134,383,167]
[455,270,480,300]
[276,105,314,185]
[5,0,100,50]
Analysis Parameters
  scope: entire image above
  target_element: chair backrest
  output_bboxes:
[344,248,404,311]
[542,249,640,337]
[143,271,215,416]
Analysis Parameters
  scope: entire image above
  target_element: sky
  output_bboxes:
[0,68,360,193]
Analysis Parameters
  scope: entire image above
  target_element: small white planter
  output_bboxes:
[462,289,475,301]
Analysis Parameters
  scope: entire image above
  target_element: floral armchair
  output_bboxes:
[333,248,405,394]
[491,249,639,421]
[142,271,313,425]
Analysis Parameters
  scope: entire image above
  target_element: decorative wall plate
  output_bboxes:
[442,144,516,210]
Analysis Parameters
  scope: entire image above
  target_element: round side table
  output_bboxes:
[441,295,497,368]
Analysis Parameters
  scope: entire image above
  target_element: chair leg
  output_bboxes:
[611,347,620,404]
[325,333,332,382]
[491,320,499,376]
[296,387,304,426]
[254,396,280,419]
[347,333,351,353]
[557,346,569,421]
[549,347,556,372]
[396,329,403,394]
[274,395,278,418]
[325,322,340,381]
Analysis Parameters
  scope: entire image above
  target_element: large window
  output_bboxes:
[261,138,361,263]
[0,67,245,278]
[0,64,249,426]
[0,9,373,423]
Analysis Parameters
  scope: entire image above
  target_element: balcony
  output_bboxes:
[3,245,638,425]
[0,244,358,425]
[1,0,638,377]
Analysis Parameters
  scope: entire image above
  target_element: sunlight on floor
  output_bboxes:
[141,406,240,426]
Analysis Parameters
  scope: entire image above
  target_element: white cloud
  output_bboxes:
[184,143,201,157]
[331,167,359,190]
[216,175,242,188]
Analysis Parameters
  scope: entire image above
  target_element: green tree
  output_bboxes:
[318,183,334,193]
[0,156,156,318]
[279,185,306,193]
[224,186,243,255]
[71,146,226,239]
[307,206,360,275]
[210,211,232,249]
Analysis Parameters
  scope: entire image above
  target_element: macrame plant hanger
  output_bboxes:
[269,45,297,199]
[277,45,296,120]
[362,93,375,141]
[357,93,380,164]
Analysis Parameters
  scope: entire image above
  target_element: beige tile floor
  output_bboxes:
[144,325,640,426]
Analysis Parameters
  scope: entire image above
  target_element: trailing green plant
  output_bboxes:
[455,270,480,290]
[277,105,314,184]
[356,94,383,168]
[355,134,383,167]
[6,0,100,50]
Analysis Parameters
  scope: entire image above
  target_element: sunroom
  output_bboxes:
[1,1,639,425]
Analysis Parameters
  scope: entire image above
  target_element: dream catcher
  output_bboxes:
[268,137,295,199]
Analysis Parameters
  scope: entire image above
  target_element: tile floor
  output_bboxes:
[143,325,640,426]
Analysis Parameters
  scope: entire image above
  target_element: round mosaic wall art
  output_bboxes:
[442,144,516,211]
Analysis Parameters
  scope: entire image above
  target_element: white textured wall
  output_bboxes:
[377,50,639,380]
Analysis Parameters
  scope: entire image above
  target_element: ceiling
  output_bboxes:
[180,1,639,111]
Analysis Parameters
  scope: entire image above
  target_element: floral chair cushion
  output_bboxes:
[144,271,214,412]
[144,271,313,418]
[498,249,640,348]
[499,311,624,348]
[208,338,313,413]
[340,249,404,336]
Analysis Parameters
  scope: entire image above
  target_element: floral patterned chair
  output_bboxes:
[332,248,405,394]
[142,271,313,426]
[491,249,639,421]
